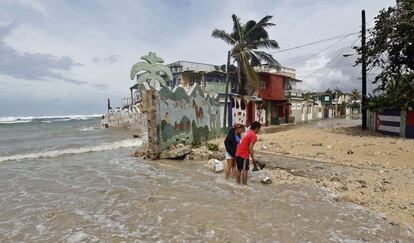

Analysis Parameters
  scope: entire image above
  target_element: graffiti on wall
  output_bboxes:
[157,84,222,150]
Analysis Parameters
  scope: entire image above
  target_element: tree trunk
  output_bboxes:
[236,60,247,95]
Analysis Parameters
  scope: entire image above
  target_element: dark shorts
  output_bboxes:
[236,156,249,171]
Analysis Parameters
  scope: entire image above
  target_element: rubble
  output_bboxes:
[206,159,224,173]
[159,144,192,159]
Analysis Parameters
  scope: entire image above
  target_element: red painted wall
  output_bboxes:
[407,111,414,126]
[258,73,285,100]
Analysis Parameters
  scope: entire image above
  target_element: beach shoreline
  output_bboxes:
[203,118,414,229]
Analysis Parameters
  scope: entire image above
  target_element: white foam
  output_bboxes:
[0,114,103,124]
[66,231,93,243]
[79,127,97,131]
[0,138,142,162]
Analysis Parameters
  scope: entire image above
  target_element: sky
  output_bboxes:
[0,0,395,116]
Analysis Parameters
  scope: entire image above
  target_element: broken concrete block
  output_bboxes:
[206,159,224,173]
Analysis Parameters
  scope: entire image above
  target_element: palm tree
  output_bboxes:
[348,89,361,113]
[211,14,280,95]
[350,89,361,101]
[130,52,173,88]
[303,92,313,122]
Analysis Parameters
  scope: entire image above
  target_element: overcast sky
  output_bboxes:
[0,0,395,116]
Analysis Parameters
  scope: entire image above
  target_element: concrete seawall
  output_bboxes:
[102,112,147,131]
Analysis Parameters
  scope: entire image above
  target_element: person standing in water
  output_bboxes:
[235,121,261,185]
[224,124,243,180]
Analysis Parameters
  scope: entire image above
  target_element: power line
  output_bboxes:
[302,38,359,80]
[286,35,356,66]
[271,31,359,54]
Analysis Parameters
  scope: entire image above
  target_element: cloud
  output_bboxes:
[91,83,108,90]
[0,0,396,116]
[15,0,47,15]
[92,54,119,64]
[0,23,86,85]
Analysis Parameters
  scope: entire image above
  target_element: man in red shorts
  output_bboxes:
[235,121,261,185]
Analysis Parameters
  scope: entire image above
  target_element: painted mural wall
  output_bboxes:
[156,84,223,151]
[367,109,414,138]
[254,103,266,124]
[231,96,247,126]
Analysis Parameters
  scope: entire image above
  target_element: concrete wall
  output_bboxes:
[230,96,247,125]
[369,109,414,138]
[290,99,303,123]
[102,104,147,131]
[156,84,223,151]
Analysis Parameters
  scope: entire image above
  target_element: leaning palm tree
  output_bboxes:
[130,52,173,88]
[212,15,280,95]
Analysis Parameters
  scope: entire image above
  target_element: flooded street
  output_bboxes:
[1,145,413,242]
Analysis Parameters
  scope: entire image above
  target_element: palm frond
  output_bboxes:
[232,14,244,41]
[211,29,236,45]
[241,51,259,90]
[245,15,275,39]
[244,20,257,35]
[248,51,262,66]
[253,50,280,69]
[257,15,275,27]
[248,39,279,49]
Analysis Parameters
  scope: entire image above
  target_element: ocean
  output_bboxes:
[0,116,413,241]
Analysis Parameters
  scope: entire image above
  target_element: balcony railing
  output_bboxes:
[255,66,296,78]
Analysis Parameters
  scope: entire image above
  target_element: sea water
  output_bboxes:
[0,116,413,242]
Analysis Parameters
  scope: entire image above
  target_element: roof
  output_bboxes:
[181,70,226,75]
[167,60,220,67]
[258,71,303,82]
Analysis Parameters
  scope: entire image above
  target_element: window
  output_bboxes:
[260,80,267,89]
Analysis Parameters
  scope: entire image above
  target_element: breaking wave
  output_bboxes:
[78,127,98,131]
[0,114,103,124]
[0,139,141,162]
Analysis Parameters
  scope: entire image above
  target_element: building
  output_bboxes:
[167,61,226,88]
[256,66,302,125]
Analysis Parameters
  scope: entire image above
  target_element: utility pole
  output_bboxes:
[223,51,231,128]
[361,10,367,130]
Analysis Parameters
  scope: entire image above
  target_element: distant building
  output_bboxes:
[167,61,226,89]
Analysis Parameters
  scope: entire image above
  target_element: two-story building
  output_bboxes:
[167,61,226,89]
[256,66,302,125]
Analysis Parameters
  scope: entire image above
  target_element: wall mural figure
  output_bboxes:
[192,100,204,124]
[130,52,173,89]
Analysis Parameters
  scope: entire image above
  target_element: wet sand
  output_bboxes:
[209,118,414,230]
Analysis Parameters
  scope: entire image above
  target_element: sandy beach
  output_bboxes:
[209,119,414,229]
